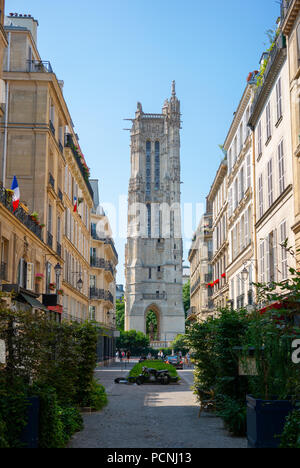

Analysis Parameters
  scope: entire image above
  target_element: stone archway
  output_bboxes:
[145,304,161,342]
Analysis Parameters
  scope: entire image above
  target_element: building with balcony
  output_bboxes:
[188,200,214,322]
[248,32,296,294]
[89,179,118,363]
[225,80,256,310]
[0,14,94,322]
[207,159,229,310]
[281,0,300,266]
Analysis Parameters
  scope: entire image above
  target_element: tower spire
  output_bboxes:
[172,80,176,97]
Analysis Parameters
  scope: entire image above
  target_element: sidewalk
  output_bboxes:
[69,361,247,449]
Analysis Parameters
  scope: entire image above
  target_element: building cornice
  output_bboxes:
[224,85,252,149]
[207,161,227,202]
[282,0,300,36]
[255,184,293,230]
[248,43,287,129]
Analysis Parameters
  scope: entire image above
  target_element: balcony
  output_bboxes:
[49,172,55,190]
[58,189,63,203]
[0,262,7,281]
[0,184,42,240]
[105,262,115,278]
[65,134,93,199]
[90,287,105,300]
[59,141,64,154]
[57,241,62,258]
[143,293,167,301]
[27,60,53,73]
[49,121,55,137]
[47,231,53,249]
[90,256,106,269]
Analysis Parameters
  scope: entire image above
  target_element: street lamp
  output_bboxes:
[54,263,62,292]
[77,277,83,292]
[241,266,249,283]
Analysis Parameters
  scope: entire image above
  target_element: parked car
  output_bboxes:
[165,355,183,369]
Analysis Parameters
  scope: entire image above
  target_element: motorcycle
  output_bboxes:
[136,366,173,385]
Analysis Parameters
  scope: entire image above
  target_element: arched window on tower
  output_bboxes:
[146,141,151,196]
[155,141,160,190]
[147,204,151,238]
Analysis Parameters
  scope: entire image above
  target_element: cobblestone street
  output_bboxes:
[69,361,247,449]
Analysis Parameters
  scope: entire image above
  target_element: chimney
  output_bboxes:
[5,13,39,45]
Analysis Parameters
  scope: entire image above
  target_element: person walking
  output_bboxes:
[126,350,131,363]
[116,350,120,361]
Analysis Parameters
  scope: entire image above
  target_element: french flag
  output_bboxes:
[73,196,78,213]
[11,176,20,213]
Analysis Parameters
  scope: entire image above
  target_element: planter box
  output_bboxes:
[247,395,298,448]
[21,397,40,448]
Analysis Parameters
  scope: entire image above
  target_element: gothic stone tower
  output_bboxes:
[125,82,185,345]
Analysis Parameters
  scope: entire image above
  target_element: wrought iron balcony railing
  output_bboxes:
[49,121,55,136]
[27,60,53,73]
[57,241,62,258]
[47,231,53,249]
[0,184,42,240]
[65,134,93,198]
[49,172,55,190]
[58,189,63,203]
[90,257,106,269]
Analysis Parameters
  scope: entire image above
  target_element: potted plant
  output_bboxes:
[49,283,56,292]
[244,270,300,448]
[57,289,64,296]
[35,273,44,281]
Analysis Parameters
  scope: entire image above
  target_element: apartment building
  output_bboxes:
[188,201,213,322]
[89,180,118,362]
[281,0,300,267]
[207,159,229,310]
[0,14,94,321]
[225,83,256,310]
[249,32,296,289]
[0,1,7,119]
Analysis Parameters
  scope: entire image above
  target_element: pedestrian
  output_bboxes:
[147,352,152,360]
[127,350,131,363]
[186,352,190,368]
[121,350,125,360]
[116,350,120,361]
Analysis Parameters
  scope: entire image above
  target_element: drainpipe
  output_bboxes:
[2,32,10,186]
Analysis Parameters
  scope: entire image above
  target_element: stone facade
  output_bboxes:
[282,0,300,266]
[188,202,213,322]
[225,84,256,310]
[125,82,185,345]
[207,160,229,310]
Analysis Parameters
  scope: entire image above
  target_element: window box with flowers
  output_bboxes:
[57,289,64,296]
[49,283,56,291]
[35,273,44,282]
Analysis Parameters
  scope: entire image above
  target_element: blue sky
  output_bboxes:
[6,0,280,283]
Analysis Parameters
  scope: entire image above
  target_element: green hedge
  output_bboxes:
[129,360,179,379]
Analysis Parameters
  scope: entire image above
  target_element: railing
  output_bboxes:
[57,241,62,258]
[90,256,106,269]
[47,231,53,249]
[0,184,42,240]
[59,141,63,154]
[0,262,7,281]
[58,189,63,203]
[281,0,293,22]
[65,134,93,198]
[49,172,55,190]
[105,238,118,260]
[105,262,114,277]
[90,287,105,300]
[142,293,167,301]
[252,35,286,113]
[142,113,164,119]
[27,60,53,73]
[49,121,55,136]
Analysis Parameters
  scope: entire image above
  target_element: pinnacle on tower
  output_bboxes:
[172,80,176,97]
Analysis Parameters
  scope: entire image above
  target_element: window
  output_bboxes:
[90,275,96,289]
[239,167,244,201]
[48,204,52,233]
[234,178,238,209]
[276,78,282,121]
[260,242,265,283]
[234,137,237,163]
[147,204,151,237]
[280,221,288,280]
[278,141,285,194]
[258,174,264,218]
[228,188,232,218]
[246,153,251,189]
[57,216,61,243]
[245,208,249,246]
[258,121,262,156]
[267,159,273,207]
[89,306,96,321]
[148,268,152,279]
[239,123,243,153]
[228,149,232,173]
[91,223,97,238]
[146,141,151,196]
[155,141,160,190]
[266,102,271,141]
[266,231,276,283]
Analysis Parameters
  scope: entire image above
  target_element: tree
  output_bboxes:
[171,334,189,355]
[116,330,150,355]
[116,299,125,331]
[183,280,190,318]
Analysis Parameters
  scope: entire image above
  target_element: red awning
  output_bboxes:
[259,302,283,315]
[47,305,63,314]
